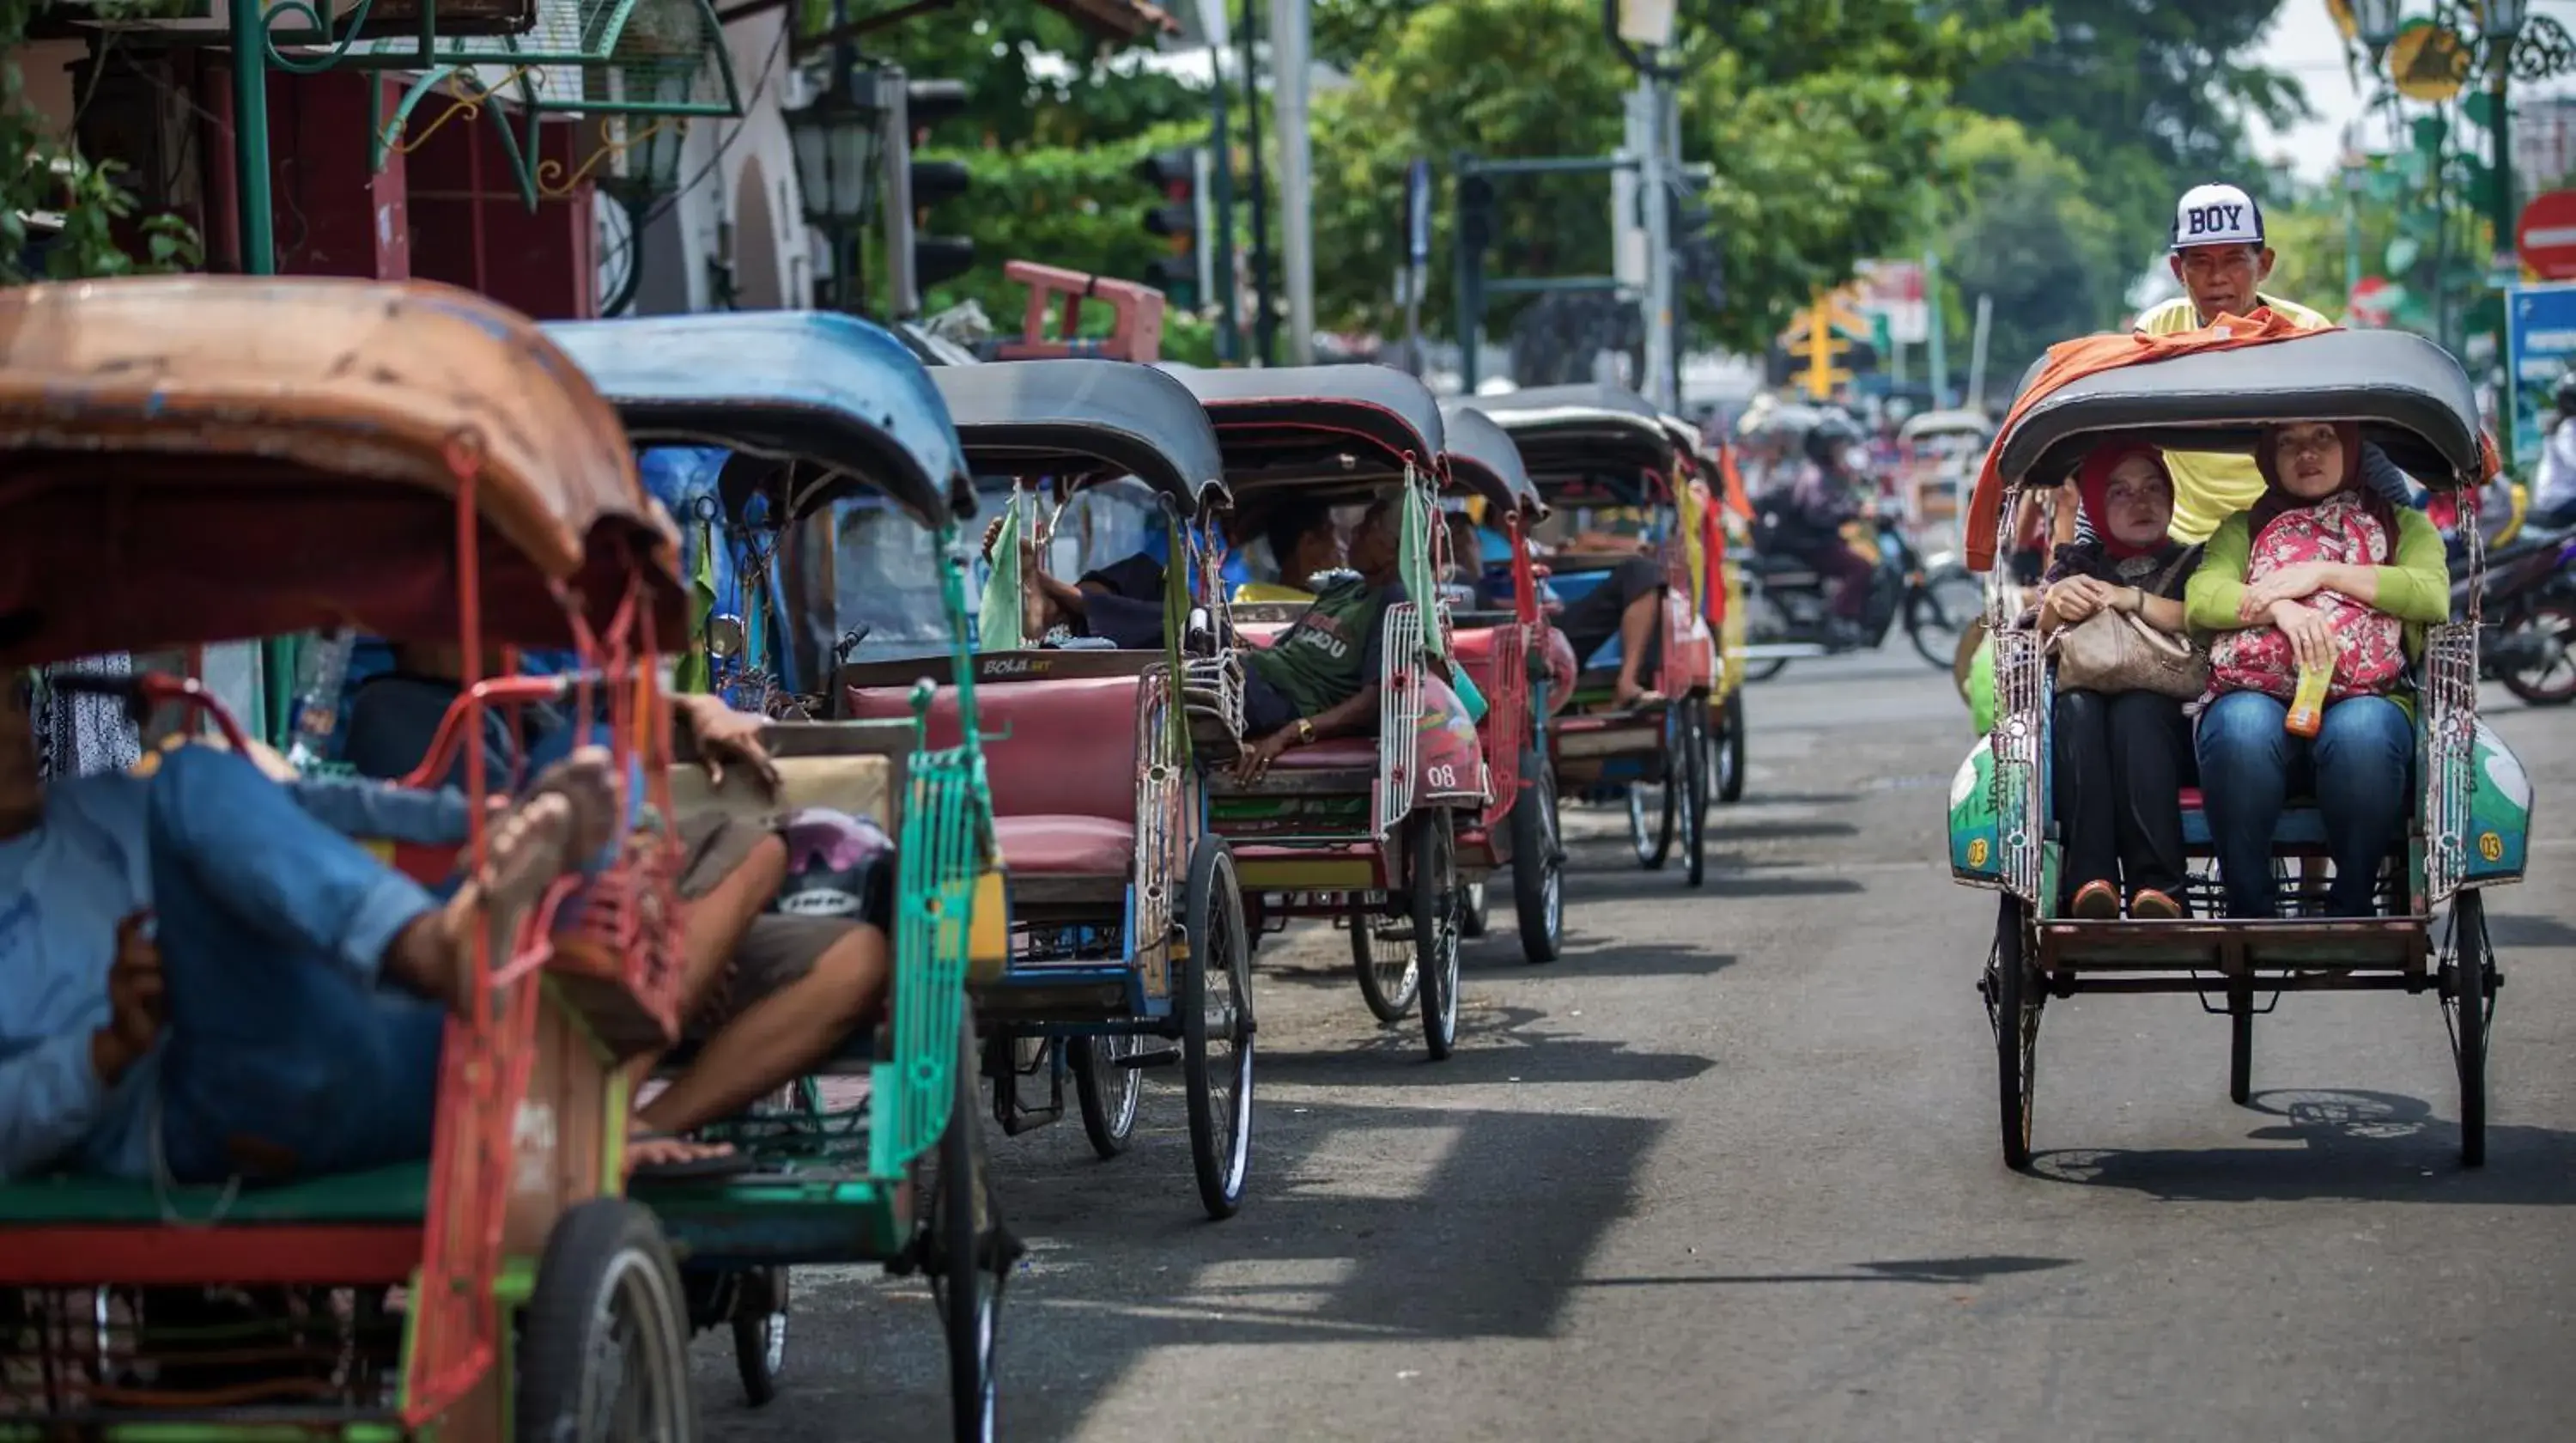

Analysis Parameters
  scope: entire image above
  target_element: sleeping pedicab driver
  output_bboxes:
[0,667,628,1184]
[340,650,894,1176]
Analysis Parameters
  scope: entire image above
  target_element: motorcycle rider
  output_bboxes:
[2531,372,2576,531]
[1759,414,1876,647]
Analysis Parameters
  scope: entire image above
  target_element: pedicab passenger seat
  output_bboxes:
[652,718,916,1076]
[0,1162,430,1227]
[841,657,1146,906]
[2175,787,2332,851]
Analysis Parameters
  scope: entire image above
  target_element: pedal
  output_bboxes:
[1115,1046,1182,1069]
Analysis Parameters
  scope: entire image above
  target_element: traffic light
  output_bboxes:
[1135,147,1202,308]
[1669,192,1722,311]
[1458,172,1496,259]
[883,69,974,316]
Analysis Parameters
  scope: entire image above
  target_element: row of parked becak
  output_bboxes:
[0,274,1753,1442]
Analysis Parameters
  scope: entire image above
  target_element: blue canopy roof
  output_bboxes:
[541,312,974,528]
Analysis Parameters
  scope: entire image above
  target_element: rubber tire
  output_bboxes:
[1459,880,1492,938]
[1412,808,1462,1061]
[1908,570,1984,670]
[1992,895,2041,1172]
[1510,747,1564,965]
[1349,899,1420,1021]
[1182,837,1255,1218]
[2496,594,2576,705]
[1683,697,1710,888]
[2451,889,2494,1167]
[1068,1033,1142,1160]
[931,1011,999,1443]
[515,1197,698,1443]
[731,1267,787,1408]
[1627,705,1680,871]
[2227,984,2254,1106]
[1714,688,1747,804]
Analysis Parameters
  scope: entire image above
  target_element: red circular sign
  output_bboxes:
[2348,275,2394,326]
[2516,189,2576,279]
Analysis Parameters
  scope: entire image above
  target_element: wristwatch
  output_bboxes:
[1295,718,1315,745]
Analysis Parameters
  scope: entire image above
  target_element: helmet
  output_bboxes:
[775,807,896,929]
[1801,414,1863,466]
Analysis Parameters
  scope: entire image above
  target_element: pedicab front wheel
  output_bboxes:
[1510,747,1564,965]
[1713,688,1747,805]
[2445,889,2498,1167]
[1069,1033,1145,1159]
[930,1010,1002,1443]
[1411,807,1463,1061]
[515,1197,699,1443]
[1350,898,1421,1021]
[1182,837,1255,1218]
[1987,895,2043,1172]
[730,1267,788,1408]
[1682,696,1711,888]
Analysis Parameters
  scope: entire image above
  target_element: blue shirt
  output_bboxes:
[0,775,157,1180]
[0,770,473,1181]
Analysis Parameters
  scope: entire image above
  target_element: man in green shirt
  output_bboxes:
[1234,496,1409,782]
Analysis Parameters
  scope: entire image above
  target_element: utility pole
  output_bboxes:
[1602,0,1681,410]
[1242,0,1275,364]
[1924,248,1951,408]
[1194,0,1241,362]
[1272,0,1315,363]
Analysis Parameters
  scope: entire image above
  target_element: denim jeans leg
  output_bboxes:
[145,746,448,1182]
[2312,695,2415,917]
[2196,691,2293,917]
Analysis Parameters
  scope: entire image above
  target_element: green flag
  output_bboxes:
[978,502,1026,651]
[673,516,718,694]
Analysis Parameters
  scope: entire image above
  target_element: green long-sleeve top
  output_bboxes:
[2184,505,2452,658]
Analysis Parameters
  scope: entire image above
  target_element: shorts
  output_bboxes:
[674,812,871,1039]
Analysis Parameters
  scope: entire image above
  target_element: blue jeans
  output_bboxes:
[2193,690,2415,919]
[153,748,457,1184]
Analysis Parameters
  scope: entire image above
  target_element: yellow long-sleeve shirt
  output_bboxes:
[2135,292,2335,544]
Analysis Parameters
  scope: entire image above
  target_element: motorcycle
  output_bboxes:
[2456,527,2576,705]
[1740,496,1984,681]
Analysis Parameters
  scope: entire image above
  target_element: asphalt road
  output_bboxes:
[698,649,2576,1443]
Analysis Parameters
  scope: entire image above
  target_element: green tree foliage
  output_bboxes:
[1924,114,2125,387]
[887,9,1222,359]
[2,3,205,283]
[1306,0,2044,353]
[1952,0,2306,253]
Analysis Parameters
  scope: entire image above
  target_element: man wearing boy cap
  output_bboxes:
[2118,182,2412,543]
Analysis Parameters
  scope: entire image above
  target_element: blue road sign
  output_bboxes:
[2507,282,2576,468]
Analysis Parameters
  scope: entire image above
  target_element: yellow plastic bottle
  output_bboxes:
[2286,659,2330,738]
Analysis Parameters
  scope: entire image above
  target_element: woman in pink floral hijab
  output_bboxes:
[2184,421,2451,918]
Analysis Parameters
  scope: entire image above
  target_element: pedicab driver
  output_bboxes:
[0,668,624,1184]
[2113,183,2414,545]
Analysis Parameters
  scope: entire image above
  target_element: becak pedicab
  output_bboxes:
[1436,402,1565,964]
[1176,366,1487,1062]
[1662,410,1753,806]
[0,276,702,1440]
[833,357,1258,1221]
[1948,325,2530,1170]
[1463,384,1723,886]
[540,310,1010,1436]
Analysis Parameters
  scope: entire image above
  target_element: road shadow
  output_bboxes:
[1559,866,1864,904]
[720,1095,1669,1441]
[1702,818,1861,844]
[1538,938,1738,980]
[2028,1088,2576,1205]
[1255,1001,1718,1087]
[1568,1254,2076,1288]
[2484,907,2576,949]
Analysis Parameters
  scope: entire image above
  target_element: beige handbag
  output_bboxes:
[2044,551,2207,699]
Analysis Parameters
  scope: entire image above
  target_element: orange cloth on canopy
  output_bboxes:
[1959,307,2504,572]
[1716,442,1755,521]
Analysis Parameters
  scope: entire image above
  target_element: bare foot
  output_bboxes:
[380,746,617,1011]
[1613,679,1663,710]
[521,746,621,862]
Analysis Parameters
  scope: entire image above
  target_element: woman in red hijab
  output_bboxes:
[2037,441,2202,920]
